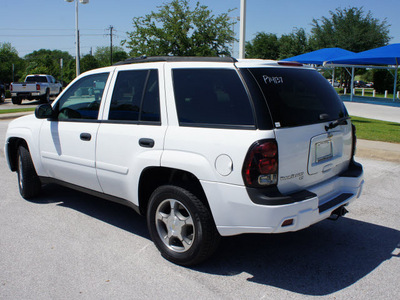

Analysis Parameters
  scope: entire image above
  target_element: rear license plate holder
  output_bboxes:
[316,140,333,162]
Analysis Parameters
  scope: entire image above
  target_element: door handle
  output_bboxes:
[80,133,92,141]
[139,138,155,148]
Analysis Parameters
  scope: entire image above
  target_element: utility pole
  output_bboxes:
[230,16,240,58]
[107,25,115,65]
[239,0,246,59]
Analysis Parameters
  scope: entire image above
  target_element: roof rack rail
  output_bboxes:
[113,56,237,65]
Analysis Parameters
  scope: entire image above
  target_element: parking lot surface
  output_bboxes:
[0,119,399,299]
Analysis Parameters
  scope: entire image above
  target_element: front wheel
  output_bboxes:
[17,145,41,199]
[0,91,5,103]
[147,185,220,266]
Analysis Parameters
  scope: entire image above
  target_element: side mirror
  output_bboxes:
[35,103,55,119]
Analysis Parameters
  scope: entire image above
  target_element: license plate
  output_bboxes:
[316,140,333,162]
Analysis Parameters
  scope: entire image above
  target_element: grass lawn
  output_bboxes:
[0,108,35,114]
[351,116,400,144]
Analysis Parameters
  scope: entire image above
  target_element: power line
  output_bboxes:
[0,28,105,31]
[0,34,107,37]
[0,34,75,37]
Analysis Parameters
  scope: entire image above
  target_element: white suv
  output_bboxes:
[5,57,364,265]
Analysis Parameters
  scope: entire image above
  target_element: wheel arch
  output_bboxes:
[6,137,28,172]
[138,167,210,216]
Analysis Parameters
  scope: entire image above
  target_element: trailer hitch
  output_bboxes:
[329,206,349,221]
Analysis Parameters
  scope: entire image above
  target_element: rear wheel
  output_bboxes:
[17,145,41,199]
[12,97,22,105]
[147,185,220,266]
[41,89,50,103]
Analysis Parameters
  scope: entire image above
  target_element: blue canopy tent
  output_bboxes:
[283,48,355,88]
[328,43,400,65]
[325,44,400,101]
[283,47,355,65]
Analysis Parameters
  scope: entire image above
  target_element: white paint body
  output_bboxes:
[5,59,364,236]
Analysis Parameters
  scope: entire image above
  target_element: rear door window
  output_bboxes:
[247,68,348,128]
[108,69,160,123]
[172,69,255,128]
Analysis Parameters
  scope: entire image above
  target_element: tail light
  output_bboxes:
[242,140,278,187]
[277,61,303,67]
[351,123,357,158]
[36,84,40,91]
[10,83,13,91]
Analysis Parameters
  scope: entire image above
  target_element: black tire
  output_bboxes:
[0,91,5,103]
[147,185,220,266]
[12,97,22,105]
[42,89,50,103]
[17,145,41,199]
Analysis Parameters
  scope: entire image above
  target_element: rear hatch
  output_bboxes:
[245,66,352,194]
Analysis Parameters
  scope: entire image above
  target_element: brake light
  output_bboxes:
[36,84,40,91]
[277,61,303,67]
[242,140,278,187]
[351,123,357,158]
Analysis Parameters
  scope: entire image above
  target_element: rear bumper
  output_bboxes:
[202,160,364,236]
[11,92,42,97]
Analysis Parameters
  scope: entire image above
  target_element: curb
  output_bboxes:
[356,139,400,164]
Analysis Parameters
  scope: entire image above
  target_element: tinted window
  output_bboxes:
[56,72,109,120]
[26,76,47,83]
[141,70,161,122]
[109,69,160,123]
[247,68,348,128]
[172,69,254,127]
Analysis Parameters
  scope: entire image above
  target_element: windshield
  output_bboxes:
[246,67,348,128]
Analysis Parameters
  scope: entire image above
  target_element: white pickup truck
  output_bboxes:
[10,74,62,105]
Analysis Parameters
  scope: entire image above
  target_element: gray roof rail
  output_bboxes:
[113,56,237,65]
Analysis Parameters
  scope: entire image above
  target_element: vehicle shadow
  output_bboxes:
[19,100,43,105]
[198,219,400,296]
[31,183,399,296]
[33,183,150,239]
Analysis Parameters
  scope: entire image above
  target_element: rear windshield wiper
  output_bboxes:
[325,117,349,131]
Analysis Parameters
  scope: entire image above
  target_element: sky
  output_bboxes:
[1,0,399,58]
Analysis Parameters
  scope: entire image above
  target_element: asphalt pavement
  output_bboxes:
[345,101,400,123]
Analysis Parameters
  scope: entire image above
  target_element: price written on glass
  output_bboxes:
[263,75,284,85]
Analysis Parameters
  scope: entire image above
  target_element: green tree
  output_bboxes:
[311,7,390,89]
[372,69,399,94]
[0,43,25,83]
[24,49,74,83]
[246,33,279,59]
[279,28,310,59]
[80,54,100,73]
[94,46,128,67]
[310,7,390,52]
[124,0,236,57]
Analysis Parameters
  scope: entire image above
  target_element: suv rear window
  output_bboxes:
[172,69,255,128]
[247,68,348,128]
